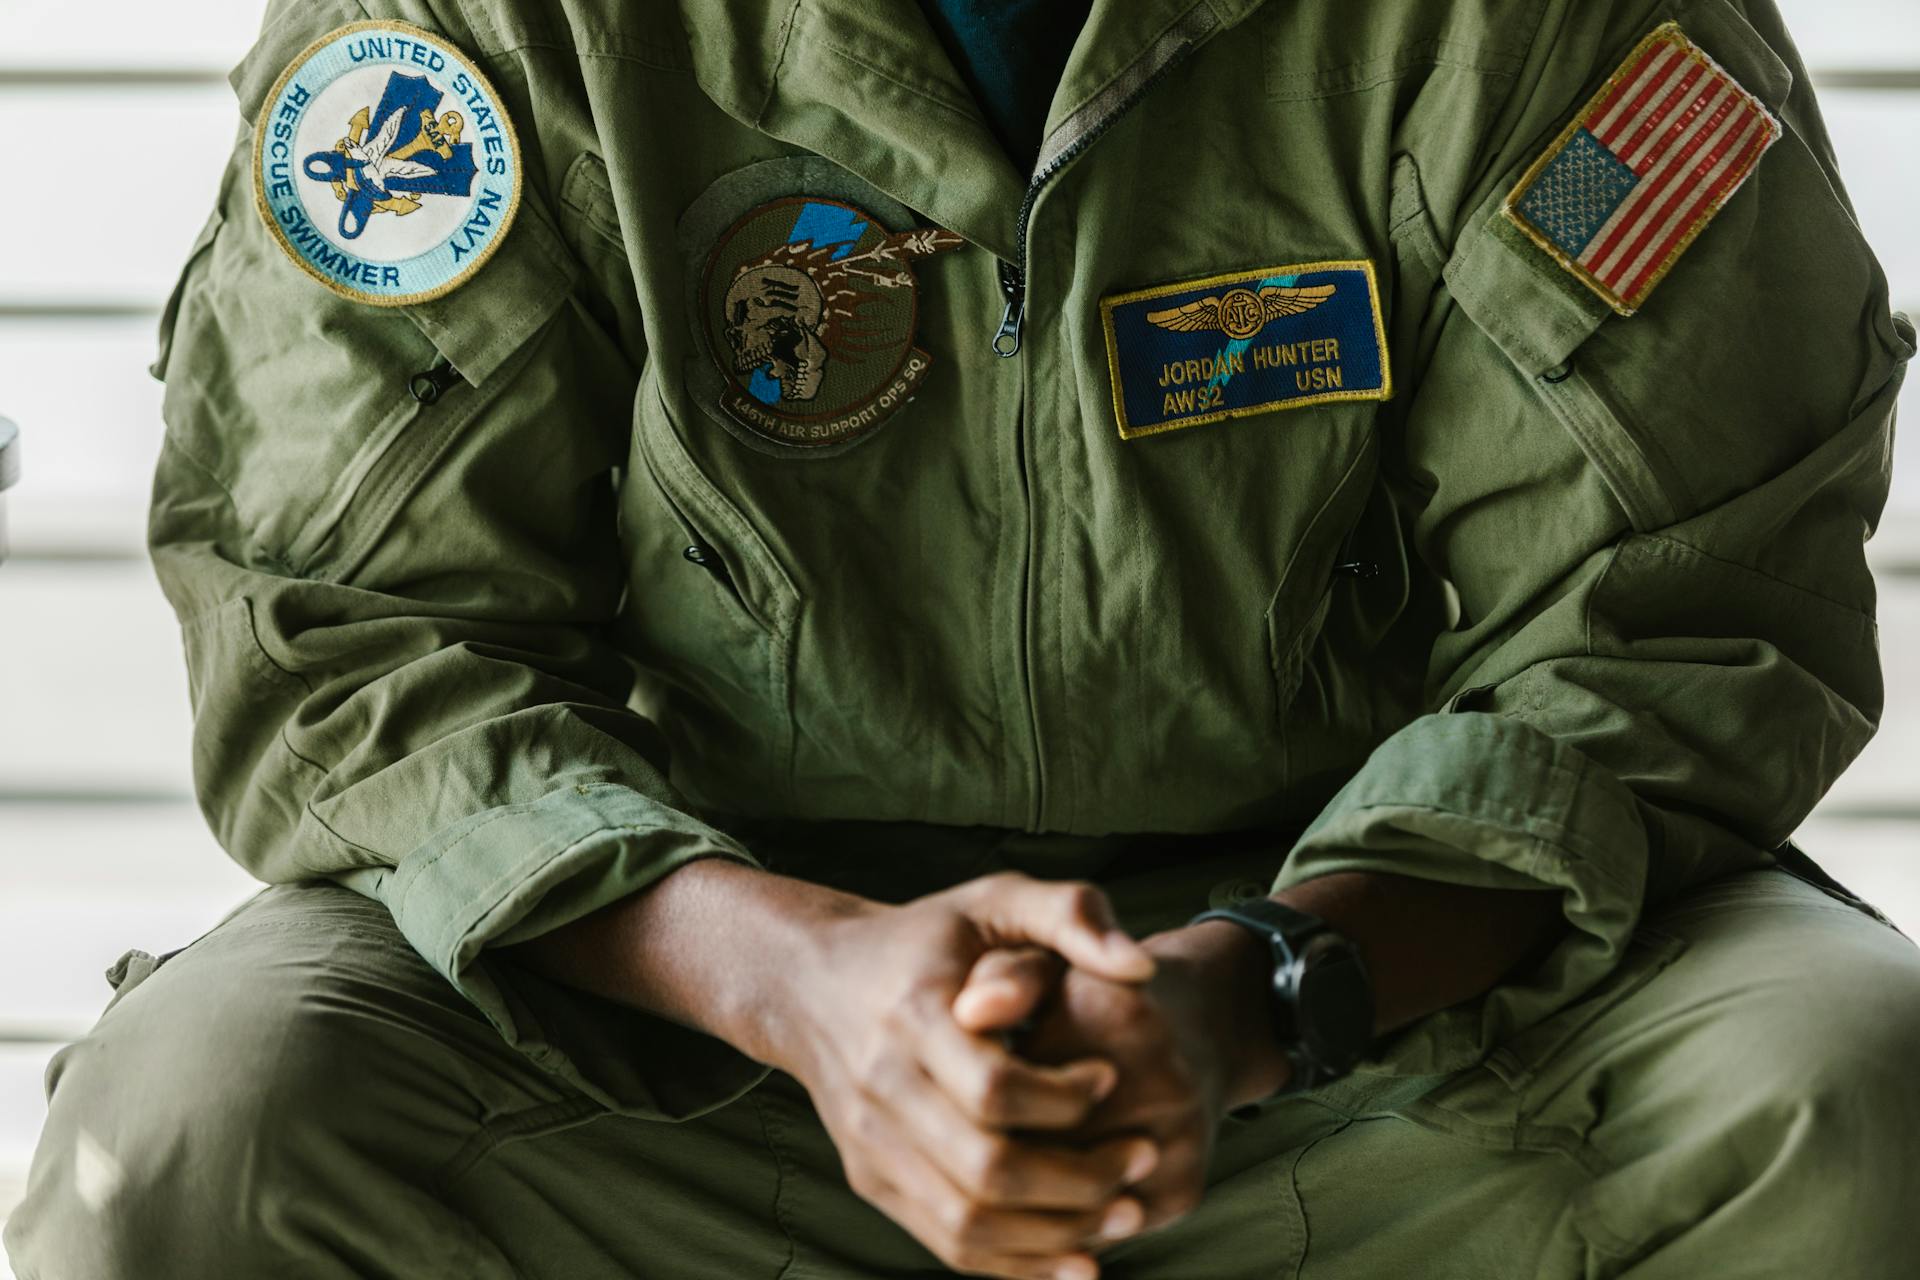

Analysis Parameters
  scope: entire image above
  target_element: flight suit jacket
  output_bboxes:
[149,0,1914,1119]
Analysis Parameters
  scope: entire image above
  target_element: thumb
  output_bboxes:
[965,875,1156,984]
[951,946,1061,1033]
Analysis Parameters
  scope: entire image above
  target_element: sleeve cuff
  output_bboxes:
[348,780,769,1120]
[1274,711,1648,1077]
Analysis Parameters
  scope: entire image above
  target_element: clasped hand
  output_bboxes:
[772,873,1281,1280]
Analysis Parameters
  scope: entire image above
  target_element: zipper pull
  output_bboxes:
[682,542,734,590]
[993,260,1026,359]
[407,357,463,405]
[1333,560,1381,580]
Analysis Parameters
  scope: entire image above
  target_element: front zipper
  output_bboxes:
[994,261,1025,358]
[989,9,1218,360]
[988,9,1219,829]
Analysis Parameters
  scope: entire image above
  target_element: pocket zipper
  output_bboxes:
[407,357,465,405]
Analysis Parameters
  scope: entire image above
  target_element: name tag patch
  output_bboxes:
[1099,260,1389,440]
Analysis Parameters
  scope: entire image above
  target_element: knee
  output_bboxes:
[5,918,455,1277]
[1647,915,1920,1236]
[1560,908,1920,1274]
[1740,932,1920,1168]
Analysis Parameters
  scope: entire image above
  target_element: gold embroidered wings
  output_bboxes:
[1145,283,1337,335]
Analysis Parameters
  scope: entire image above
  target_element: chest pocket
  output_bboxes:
[1439,0,1913,537]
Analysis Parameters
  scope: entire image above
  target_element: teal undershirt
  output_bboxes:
[917,0,1097,170]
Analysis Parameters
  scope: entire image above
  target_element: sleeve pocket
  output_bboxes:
[160,155,579,580]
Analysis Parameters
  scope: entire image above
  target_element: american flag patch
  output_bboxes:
[1504,22,1782,316]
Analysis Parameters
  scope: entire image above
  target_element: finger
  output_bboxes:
[916,996,1117,1129]
[952,947,1062,1033]
[871,1128,1113,1274]
[875,1129,1114,1280]
[1126,1133,1209,1232]
[896,1063,1158,1210]
[964,876,1155,984]
[944,1199,1144,1269]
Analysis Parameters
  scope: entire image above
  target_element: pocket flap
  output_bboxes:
[404,196,578,387]
[1444,213,1613,379]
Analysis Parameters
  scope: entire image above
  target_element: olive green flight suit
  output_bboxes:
[9,0,1920,1274]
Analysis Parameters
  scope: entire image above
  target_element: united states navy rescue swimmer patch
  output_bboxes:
[1099,261,1390,441]
[1503,22,1780,317]
[252,21,522,306]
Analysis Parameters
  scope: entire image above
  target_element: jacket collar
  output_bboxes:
[684,0,1269,259]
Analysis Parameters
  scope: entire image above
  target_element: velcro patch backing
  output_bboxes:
[1099,260,1390,441]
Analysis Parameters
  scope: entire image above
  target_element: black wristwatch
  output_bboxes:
[1189,899,1375,1094]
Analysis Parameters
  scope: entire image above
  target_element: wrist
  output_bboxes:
[512,856,882,1078]
[701,871,884,1076]
[1146,921,1292,1110]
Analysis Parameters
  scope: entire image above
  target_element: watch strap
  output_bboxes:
[1190,900,1369,1095]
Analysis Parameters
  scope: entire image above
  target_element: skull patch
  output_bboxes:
[700,197,964,451]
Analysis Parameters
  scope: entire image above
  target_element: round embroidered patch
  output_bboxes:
[252,20,522,307]
[700,197,964,450]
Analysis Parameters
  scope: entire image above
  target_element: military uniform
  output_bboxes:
[8,0,1919,1275]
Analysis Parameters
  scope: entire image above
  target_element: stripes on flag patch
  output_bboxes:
[1504,22,1781,316]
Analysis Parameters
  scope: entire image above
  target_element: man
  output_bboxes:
[9,0,1919,1275]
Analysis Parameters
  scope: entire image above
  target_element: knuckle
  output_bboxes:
[852,1045,890,1088]
[972,1062,1016,1119]
[848,1099,887,1144]
[964,1135,1014,1196]
[844,1163,880,1202]
[1060,881,1102,914]
[1159,1182,1204,1219]
[946,1245,1001,1277]
[940,1193,984,1240]
[1122,992,1166,1034]
[978,870,1027,895]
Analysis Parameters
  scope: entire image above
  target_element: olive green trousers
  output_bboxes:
[8,865,1920,1279]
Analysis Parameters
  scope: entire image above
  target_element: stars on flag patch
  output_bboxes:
[1505,22,1781,316]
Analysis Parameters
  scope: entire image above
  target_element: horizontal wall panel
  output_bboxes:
[1777,0,1920,70]
[0,318,164,558]
[0,802,254,1040]
[0,561,195,794]
[1,0,1915,74]
[0,89,235,308]
[0,321,161,500]
[0,0,261,72]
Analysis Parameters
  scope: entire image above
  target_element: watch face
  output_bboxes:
[1295,948,1374,1072]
